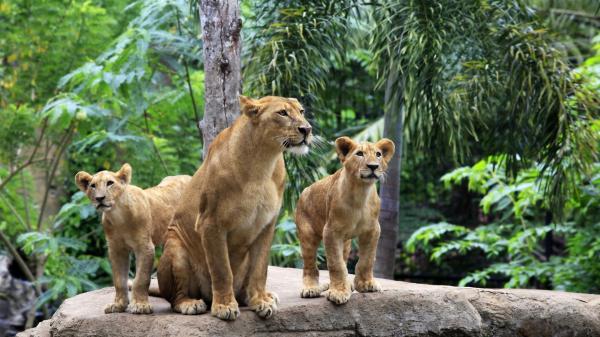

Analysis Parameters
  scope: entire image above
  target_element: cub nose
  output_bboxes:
[298,125,312,137]
[367,163,379,171]
[95,196,105,202]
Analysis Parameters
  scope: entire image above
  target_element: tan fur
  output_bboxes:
[295,136,395,304]
[157,95,312,320]
[75,164,191,314]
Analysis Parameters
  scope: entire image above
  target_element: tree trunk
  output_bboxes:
[374,75,403,279]
[198,0,242,159]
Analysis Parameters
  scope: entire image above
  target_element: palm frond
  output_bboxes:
[372,0,599,214]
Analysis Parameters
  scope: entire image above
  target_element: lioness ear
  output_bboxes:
[376,138,395,162]
[75,171,93,192]
[116,163,132,185]
[239,95,260,118]
[335,136,357,162]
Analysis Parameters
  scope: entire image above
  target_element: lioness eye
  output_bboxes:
[90,183,96,189]
[277,110,288,117]
[376,152,382,157]
[356,151,364,157]
[107,181,114,186]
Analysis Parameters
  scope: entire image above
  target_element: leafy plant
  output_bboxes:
[407,153,600,291]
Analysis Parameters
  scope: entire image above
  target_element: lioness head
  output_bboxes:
[74,164,132,212]
[335,137,395,183]
[239,95,313,155]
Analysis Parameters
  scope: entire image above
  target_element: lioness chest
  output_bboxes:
[225,179,282,248]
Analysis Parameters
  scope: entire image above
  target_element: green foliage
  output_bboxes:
[15,191,102,309]
[245,0,350,104]
[408,151,600,292]
[0,105,37,163]
[55,0,204,185]
[0,0,131,107]
[372,0,599,212]
[270,216,325,268]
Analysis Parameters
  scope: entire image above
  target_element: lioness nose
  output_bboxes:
[96,196,105,202]
[367,163,379,171]
[298,125,312,137]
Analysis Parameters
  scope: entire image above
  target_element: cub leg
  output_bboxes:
[321,239,354,292]
[105,241,130,313]
[161,236,207,315]
[296,215,326,298]
[201,224,239,321]
[245,219,279,319]
[343,239,351,262]
[354,223,382,293]
[128,243,154,314]
[323,227,352,305]
[298,234,325,298]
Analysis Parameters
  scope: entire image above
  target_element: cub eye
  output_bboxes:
[90,183,96,189]
[107,181,114,186]
[376,151,382,157]
[299,109,305,115]
[277,110,288,117]
[355,151,364,157]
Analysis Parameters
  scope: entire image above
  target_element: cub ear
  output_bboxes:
[239,95,260,118]
[335,136,357,162]
[375,138,395,162]
[75,171,93,192]
[116,163,132,185]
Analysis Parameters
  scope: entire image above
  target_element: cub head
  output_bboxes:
[239,95,313,155]
[74,163,132,212]
[335,137,395,183]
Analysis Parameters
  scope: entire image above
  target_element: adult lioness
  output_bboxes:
[75,164,191,314]
[158,95,312,320]
[295,136,394,304]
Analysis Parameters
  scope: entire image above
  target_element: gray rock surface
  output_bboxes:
[17,266,600,337]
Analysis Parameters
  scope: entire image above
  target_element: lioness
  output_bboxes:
[295,136,395,304]
[75,164,191,314]
[157,95,312,320]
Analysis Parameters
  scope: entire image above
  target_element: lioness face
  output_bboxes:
[335,137,395,183]
[240,95,313,155]
[74,164,132,212]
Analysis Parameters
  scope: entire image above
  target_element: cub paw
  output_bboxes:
[128,301,153,314]
[104,301,127,314]
[324,288,351,305]
[354,279,382,293]
[173,299,207,315]
[249,292,279,319]
[211,301,240,321]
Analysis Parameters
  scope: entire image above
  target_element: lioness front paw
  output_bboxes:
[211,301,240,321]
[324,288,352,305]
[249,291,279,319]
[354,279,382,293]
[300,283,329,298]
[104,301,128,314]
[128,301,153,314]
[173,299,207,315]
[300,287,322,298]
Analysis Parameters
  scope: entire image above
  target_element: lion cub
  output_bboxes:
[75,164,191,314]
[295,136,395,304]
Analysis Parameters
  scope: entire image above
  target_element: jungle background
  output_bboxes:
[1,0,599,335]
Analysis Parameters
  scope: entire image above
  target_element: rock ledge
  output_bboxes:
[18,267,600,337]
